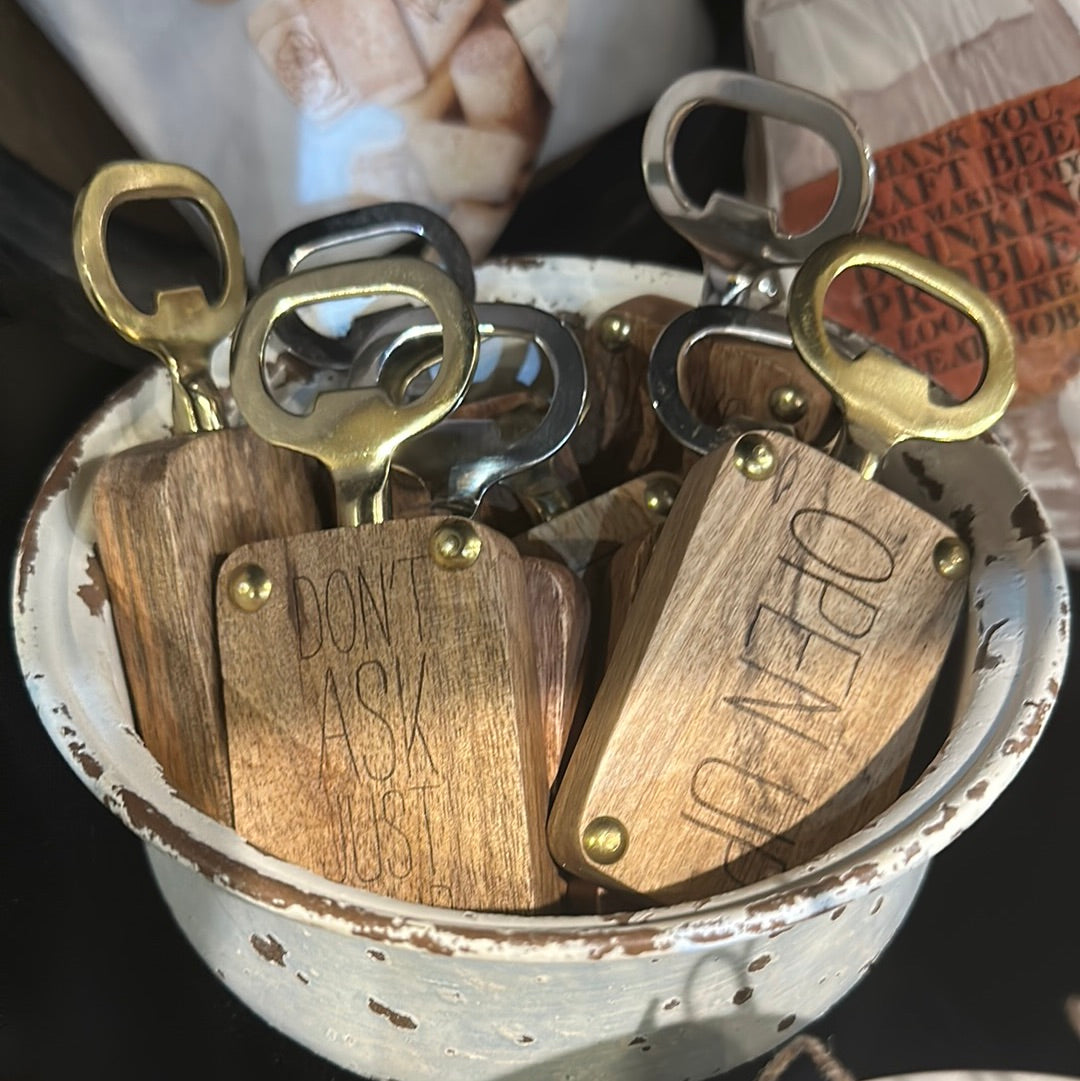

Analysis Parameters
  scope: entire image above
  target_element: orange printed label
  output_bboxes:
[783,79,1080,402]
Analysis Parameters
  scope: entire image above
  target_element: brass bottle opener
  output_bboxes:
[78,161,322,824]
[217,261,563,911]
[641,69,873,306]
[548,237,1016,903]
[349,302,592,798]
[259,201,476,373]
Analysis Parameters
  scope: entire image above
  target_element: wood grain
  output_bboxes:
[522,557,590,790]
[514,472,675,578]
[570,295,689,495]
[548,433,966,902]
[93,427,323,824]
[604,525,660,666]
[217,516,561,913]
[516,472,682,748]
[681,336,837,445]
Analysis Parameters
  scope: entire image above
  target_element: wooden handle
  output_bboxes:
[515,471,677,578]
[570,296,690,495]
[548,432,966,902]
[604,526,661,667]
[522,558,590,791]
[93,428,323,823]
[217,516,560,912]
[680,335,836,445]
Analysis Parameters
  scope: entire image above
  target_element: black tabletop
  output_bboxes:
[2,32,1079,1080]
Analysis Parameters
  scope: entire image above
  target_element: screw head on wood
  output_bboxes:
[733,433,777,481]
[598,314,632,351]
[227,563,273,612]
[430,519,482,570]
[933,536,969,580]
[643,476,680,517]
[769,385,808,423]
[582,816,628,865]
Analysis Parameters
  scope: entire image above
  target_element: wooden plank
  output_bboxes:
[514,471,675,578]
[548,432,966,902]
[681,335,836,445]
[217,516,560,912]
[604,525,660,666]
[93,427,322,824]
[570,295,689,494]
[522,557,589,790]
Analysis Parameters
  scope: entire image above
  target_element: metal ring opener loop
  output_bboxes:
[642,70,874,302]
[787,235,1016,479]
[649,305,843,455]
[258,203,476,371]
[231,258,479,526]
[348,303,587,517]
[73,160,247,434]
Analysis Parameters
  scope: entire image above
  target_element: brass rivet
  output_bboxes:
[227,563,272,612]
[643,476,680,517]
[430,519,482,570]
[769,385,808,423]
[598,313,632,351]
[933,537,969,580]
[733,433,777,481]
[582,816,628,865]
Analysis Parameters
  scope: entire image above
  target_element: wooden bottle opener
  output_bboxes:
[217,260,562,912]
[516,470,682,762]
[359,302,592,798]
[77,162,322,824]
[548,237,1016,903]
[568,295,689,496]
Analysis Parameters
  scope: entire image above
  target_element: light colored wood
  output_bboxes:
[93,428,322,824]
[570,296,690,493]
[604,525,660,666]
[681,336,836,445]
[516,472,681,741]
[217,516,560,913]
[514,471,673,577]
[522,558,589,790]
[548,432,966,902]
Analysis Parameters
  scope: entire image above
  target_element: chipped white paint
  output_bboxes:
[12,258,1070,1081]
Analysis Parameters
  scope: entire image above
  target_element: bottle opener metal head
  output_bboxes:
[649,304,841,455]
[347,302,587,518]
[230,257,479,526]
[73,160,247,434]
[258,202,476,371]
[642,70,874,305]
[788,235,1017,478]
[548,238,1009,904]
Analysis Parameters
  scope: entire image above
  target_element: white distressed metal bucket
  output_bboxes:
[12,257,1069,1081]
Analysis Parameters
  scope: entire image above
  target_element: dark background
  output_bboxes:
[2,4,1079,1079]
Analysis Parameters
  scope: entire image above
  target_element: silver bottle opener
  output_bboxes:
[642,70,874,307]
[258,202,476,371]
[350,302,587,517]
